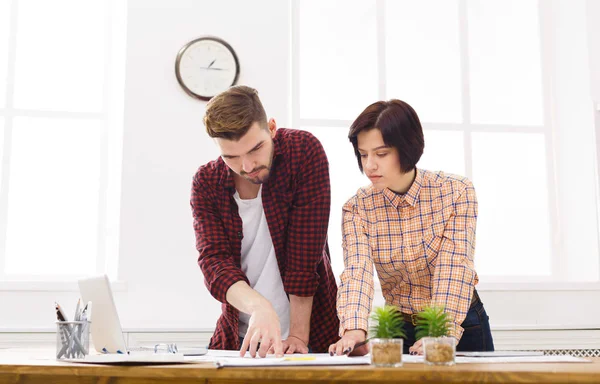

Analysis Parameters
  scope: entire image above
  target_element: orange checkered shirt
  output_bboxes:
[337,169,479,340]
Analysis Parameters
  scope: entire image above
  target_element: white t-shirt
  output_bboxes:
[234,187,290,339]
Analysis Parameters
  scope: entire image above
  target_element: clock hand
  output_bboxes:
[199,67,225,70]
[208,59,216,68]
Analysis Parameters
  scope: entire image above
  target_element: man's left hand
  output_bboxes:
[270,335,309,354]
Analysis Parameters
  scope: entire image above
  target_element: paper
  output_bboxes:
[183,349,592,366]
[211,353,371,368]
[402,354,590,364]
[63,353,190,364]
[456,355,590,364]
[456,351,543,357]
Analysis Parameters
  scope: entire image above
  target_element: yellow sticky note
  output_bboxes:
[283,356,317,361]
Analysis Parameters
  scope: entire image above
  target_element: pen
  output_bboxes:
[74,299,81,321]
[55,302,71,358]
[342,340,369,355]
[82,301,92,322]
[55,302,69,322]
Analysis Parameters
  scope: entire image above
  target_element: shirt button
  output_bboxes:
[237,231,243,238]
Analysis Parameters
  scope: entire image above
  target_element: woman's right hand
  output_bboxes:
[328,329,368,356]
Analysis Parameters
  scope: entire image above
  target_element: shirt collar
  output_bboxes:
[218,157,235,190]
[382,168,423,209]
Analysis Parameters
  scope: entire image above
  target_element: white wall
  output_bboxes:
[116,0,291,330]
[2,0,600,344]
[0,0,290,331]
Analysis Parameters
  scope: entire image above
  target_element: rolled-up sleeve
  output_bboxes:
[191,174,248,304]
[337,195,374,336]
[283,134,331,296]
[431,182,478,340]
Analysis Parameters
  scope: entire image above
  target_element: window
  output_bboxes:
[0,0,126,282]
[294,0,600,285]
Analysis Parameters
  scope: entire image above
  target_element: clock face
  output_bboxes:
[175,37,240,101]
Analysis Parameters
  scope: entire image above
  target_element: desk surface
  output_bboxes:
[1,349,600,384]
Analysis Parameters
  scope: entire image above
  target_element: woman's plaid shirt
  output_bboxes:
[338,169,479,340]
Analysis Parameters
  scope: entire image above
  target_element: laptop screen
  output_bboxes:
[78,275,128,354]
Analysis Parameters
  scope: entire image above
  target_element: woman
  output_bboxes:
[329,99,494,356]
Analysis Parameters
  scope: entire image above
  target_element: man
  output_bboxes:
[191,85,339,358]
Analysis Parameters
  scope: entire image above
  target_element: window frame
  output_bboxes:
[0,0,125,286]
[291,0,600,290]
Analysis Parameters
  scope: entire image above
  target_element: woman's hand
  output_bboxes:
[409,339,424,355]
[328,329,368,356]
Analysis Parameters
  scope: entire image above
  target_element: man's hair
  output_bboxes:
[348,99,424,174]
[203,85,268,140]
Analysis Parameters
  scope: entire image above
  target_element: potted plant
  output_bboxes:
[369,305,406,367]
[415,305,456,366]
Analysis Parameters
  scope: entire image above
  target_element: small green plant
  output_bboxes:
[415,305,450,340]
[369,305,406,339]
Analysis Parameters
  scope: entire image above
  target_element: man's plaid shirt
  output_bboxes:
[191,128,339,352]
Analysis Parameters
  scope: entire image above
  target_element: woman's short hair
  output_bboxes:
[348,99,424,173]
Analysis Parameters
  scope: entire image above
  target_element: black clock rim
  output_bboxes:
[174,36,241,101]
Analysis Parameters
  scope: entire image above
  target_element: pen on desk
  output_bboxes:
[342,340,369,355]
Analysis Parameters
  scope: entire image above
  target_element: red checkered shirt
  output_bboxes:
[191,128,339,352]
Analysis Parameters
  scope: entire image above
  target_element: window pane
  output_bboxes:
[300,126,369,277]
[418,130,465,176]
[13,0,105,112]
[299,0,378,120]
[386,0,462,123]
[472,132,551,277]
[0,0,10,108]
[468,0,543,125]
[5,117,101,276]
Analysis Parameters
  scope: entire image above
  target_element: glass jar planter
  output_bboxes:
[370,338,403,367]
[422,336,456,366]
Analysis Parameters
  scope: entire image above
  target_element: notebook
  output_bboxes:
[76,275,206,363]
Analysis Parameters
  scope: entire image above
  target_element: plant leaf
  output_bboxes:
[369,305,406,339]
[414,305,450,339]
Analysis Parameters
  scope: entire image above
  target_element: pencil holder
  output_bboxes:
[56,321,91,360]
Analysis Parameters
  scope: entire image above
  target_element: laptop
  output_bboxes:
[77,275,206,363]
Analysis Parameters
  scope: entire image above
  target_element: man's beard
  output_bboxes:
[242,165,270,184]
[240,145,274,184]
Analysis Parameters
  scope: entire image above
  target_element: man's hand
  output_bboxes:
[328,329,368,356]
[226,281,284,358]
[240,306,284,358]
[268,335,309,354]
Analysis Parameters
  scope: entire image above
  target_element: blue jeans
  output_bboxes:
[402,295,495,354]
